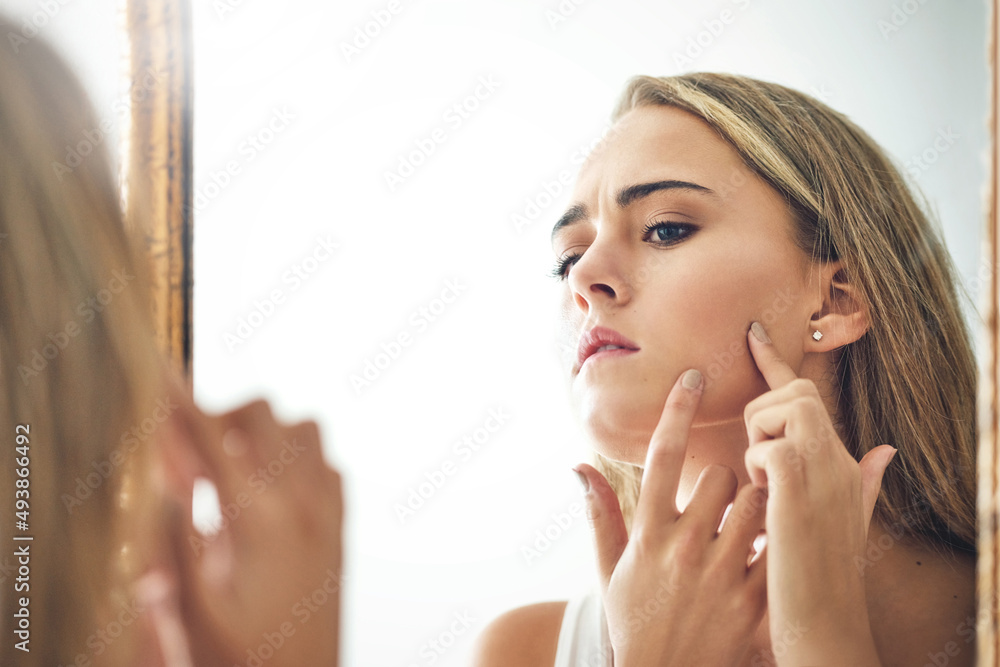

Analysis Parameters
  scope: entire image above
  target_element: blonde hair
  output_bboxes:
[595,73,977,556]
[0,19,164,666]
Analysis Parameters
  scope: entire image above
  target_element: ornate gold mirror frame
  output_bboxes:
[124,0,192,381]
[981,0,1000,660]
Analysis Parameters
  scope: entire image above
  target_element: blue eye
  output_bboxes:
[643,221,696,245]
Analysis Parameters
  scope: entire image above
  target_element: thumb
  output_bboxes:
[574,463,628,596]
[858,445,897,535]
[135,569,195,667]
[160,497,237,665]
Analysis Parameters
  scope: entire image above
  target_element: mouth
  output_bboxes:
[576,325,640,371]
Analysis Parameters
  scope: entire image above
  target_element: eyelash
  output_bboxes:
[550,221,697,281]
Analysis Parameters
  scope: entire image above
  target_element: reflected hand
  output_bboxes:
[147,371,343,667]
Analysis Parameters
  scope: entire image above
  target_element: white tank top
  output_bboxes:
[553,588,613,667]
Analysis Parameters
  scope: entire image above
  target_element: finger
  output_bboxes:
[678,464,738,540]
[745,397,830,447]
[745,402,792,447]
[162,371,250,501]
[156,415,204,511]
[286,419,330,486]
[633,369,704,529]
[160,499,238,665]
[743,440,769,490]
[575,463,628,596]
[747,542,767,592]
[742,378,818,427]
[744,438,806,494]
[859,445,897,533]
[217,400,284,463]
[278,421,342,532]
[747,321,798,389]
[742,539,768,620]
[719,483,768,555]
[135,570,196,667]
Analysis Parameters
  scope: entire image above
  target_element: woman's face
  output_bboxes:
[553,104,820,464]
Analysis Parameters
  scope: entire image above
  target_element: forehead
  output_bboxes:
[573,104,750,199]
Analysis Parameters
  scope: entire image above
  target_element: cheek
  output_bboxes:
[644,253,761,347]
[643,254,798,419]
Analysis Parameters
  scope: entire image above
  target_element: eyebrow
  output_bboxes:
[550,179,715,242]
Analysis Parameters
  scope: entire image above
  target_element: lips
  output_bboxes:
[576,325,640,370]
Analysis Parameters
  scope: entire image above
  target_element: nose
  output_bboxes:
[566,235,632,315]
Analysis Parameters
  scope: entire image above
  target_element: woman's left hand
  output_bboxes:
[743,321,896,666]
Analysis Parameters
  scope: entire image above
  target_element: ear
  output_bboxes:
[807,260,869,350]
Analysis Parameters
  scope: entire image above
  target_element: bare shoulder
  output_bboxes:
[470,600,569,667]
[865,525,978,667]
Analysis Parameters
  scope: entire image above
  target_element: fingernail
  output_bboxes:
[750,321,770,343]
[682,368,702,390]
[572,466,590,493]
[135,570,171,610]
[888,447,898,465]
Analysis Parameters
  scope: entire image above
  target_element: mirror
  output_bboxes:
[182,2,986,666]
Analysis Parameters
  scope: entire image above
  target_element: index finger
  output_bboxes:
[161,366,250,501]
[633,368,704,529]
[747,321,798,389]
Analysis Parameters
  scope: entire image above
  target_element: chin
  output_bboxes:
[571,372,761,464]
[572,385,664,465]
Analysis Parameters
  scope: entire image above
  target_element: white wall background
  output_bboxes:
[3,0,989,665]
[0,0,125,168]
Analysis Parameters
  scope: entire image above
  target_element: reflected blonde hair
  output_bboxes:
[596,73,977,556]
[0,19,163,667]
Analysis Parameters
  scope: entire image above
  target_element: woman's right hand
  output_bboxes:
[574,368,768,667]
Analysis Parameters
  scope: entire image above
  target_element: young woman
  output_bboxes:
[0,18,343,667]
[474,73,978,666]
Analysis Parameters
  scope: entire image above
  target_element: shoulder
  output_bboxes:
[470,600,569,667]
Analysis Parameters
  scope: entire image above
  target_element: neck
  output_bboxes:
[673,356,843,510]
[676,415,752,510]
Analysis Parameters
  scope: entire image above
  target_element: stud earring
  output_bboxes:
[812,330,823,341]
